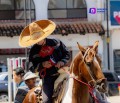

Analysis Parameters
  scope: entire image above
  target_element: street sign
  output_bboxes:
[110,1,120,26]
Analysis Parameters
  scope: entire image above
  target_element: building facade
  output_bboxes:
[0,0,120,73]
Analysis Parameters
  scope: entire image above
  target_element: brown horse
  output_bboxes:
[73,41,107,103]
[77,41,107,93]
[23,86,42,103]
[23,41,107,103]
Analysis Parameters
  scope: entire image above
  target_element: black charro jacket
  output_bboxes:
[29,38,70,77]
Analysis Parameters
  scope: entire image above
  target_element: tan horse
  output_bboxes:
[23,41,107,103]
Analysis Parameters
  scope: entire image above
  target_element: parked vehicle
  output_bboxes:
[103,71,120,96]
[0,72,40,102]
[0,62,7,72]
[0,72,12,102]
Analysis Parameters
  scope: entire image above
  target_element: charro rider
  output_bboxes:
[19,20,70,103]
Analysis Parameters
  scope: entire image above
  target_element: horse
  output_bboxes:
[23,86,42,103]
[23,41,107,103]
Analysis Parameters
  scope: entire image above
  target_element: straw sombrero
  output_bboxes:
[19,20,56,47]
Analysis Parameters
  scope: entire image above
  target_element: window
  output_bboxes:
[15,10,35,20]
[48,10,67,18]
[48,0,87,19]
[15,0,35,10]
[0,0,35,20]
[0,0,14,10]
[48,0,66,9]
[73,0,86,8]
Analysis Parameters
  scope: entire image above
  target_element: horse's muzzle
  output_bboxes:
[96,78,108,93]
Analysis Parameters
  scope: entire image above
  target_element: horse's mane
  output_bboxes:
[70,51,83,74]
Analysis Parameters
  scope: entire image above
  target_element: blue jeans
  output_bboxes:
[42,75,58,103]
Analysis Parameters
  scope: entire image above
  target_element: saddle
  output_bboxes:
[52,66,69,103]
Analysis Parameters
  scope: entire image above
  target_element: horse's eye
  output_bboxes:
[87,63,91,67]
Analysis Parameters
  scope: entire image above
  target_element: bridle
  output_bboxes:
[78,47,96,86]
[67,48,99,103]
[82,47,107,90]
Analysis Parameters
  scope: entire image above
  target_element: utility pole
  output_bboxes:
[106,0,110,70]
[24,0,28,59]
[24,0,28,71]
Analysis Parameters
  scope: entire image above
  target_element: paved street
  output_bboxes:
[107,96,120,103]
[0,96,120,103]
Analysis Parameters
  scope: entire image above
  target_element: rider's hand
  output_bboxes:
[42,61,52,68]
[55,61,64,68]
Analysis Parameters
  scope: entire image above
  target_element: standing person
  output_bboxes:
[19,20,70,103]
[23,71,38,89]
[22,71,39,103]
[14,71,38,103]
[13,67,27,103]
[13,67,25,87]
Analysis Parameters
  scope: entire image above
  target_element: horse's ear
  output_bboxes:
[93,41,99,53]
[77,42,86,52]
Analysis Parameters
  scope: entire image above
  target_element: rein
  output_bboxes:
[83,48,91,60]
[62,48,99,103]
[39,48,99,103]
[60,67,99,103]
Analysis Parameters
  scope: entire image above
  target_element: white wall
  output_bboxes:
[86,0,105,22]
[111,30,120,49]
[86,0,97,22]
[110,30,120,71]
[33,0,105,22]
[0,34,104,69]
[49,34,103,57]
[33,0,49,20]
[49,34,104,66]
[0,36,21,48]
[0,34,103,52]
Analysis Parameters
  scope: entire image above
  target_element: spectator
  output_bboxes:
[23,71,38,89]
[14,71,38,103]
[13,67,26,103]
[13,67,25,87]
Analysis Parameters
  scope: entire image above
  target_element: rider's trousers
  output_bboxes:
[42,75,58,103]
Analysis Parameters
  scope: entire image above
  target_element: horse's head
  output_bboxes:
[77,41,107,93]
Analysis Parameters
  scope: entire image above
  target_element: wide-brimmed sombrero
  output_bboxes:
[19,20,56,47]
